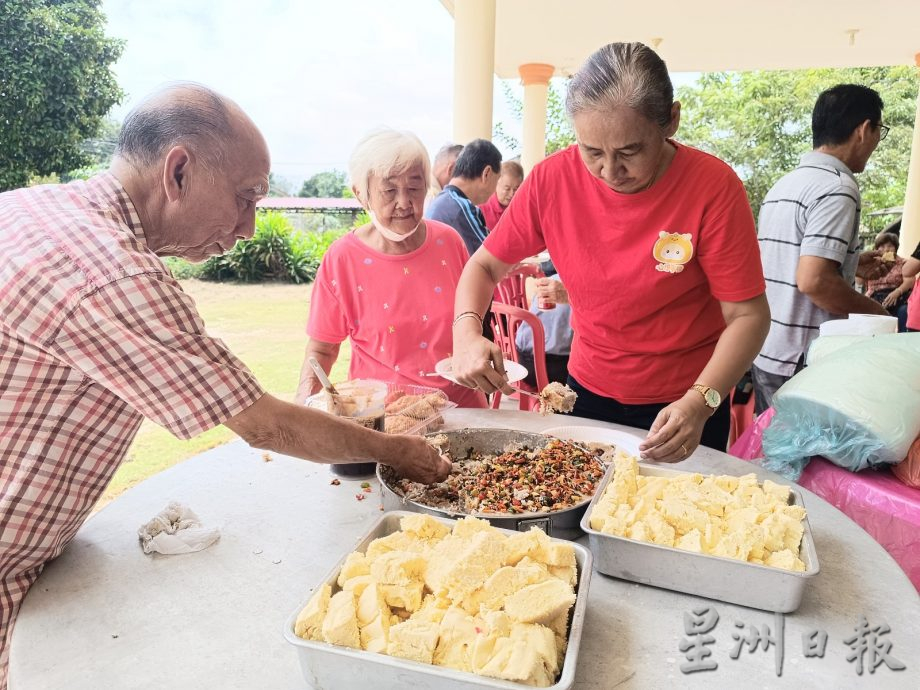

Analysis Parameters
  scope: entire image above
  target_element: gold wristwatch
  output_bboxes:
[690,384,721,412]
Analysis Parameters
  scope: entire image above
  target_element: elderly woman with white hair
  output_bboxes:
[451,42,770,461]
[296,129,486,408]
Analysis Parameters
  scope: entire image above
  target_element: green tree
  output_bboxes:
[0,0,124,191]
[676,67,919,229]
[299,169,348,198]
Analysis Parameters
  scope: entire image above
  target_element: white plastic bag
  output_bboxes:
[762,334,920,479]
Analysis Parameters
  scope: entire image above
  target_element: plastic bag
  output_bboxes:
[762,334,920,480]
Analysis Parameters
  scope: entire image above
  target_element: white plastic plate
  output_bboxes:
[542,425,644,456]
[434,358,527,385]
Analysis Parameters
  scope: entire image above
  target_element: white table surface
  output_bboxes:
[10,409,920,689]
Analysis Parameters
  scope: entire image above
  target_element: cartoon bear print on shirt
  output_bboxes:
[652,231,694,274]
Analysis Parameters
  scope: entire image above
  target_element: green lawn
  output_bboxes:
[96,280,352,508]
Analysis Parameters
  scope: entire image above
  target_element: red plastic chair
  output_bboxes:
[488,302,549,411]
[495,264,544,309]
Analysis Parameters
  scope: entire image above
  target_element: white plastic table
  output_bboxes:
[10,409,920,689]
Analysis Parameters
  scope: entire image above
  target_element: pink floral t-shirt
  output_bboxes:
[307,220,485,407]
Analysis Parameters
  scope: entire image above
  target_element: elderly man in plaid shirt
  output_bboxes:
[0,83,450,686]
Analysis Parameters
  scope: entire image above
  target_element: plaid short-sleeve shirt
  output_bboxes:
[0,174,265,683]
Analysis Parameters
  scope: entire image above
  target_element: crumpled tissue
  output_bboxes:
[138,501,220,555]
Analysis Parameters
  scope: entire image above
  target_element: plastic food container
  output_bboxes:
[283,511,593,689]
[580,463,820,613]
[306,382,457,437]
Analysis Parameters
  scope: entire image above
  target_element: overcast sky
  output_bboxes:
[101,1,696,190]
[101,0,520,189]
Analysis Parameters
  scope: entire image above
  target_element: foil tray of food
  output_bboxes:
[580,451,820,612]
[378,428,607,540]
[284,510,593,690]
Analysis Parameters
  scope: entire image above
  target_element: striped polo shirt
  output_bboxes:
[755,151,861,377]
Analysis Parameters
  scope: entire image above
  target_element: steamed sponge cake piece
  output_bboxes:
[341,574,374,598]
[370,551,426,585]
[356,582,390,626]
[512,622,559,677]
[433,606,480,672]
[360,611,391,654]
[503,578,576,626]
[503,527,547,565]
[380,581,425,612]
[534,540,576,568]
[337,551,370,587]
[387,618,440,664]
[321,590,361,649]
[425,530,506,601]
[294,583,331,640]
[477,637,554,687]
[400,513,450,541]
[765,548,806,572]
[608,451,639,505]
[473,561,551,613]
[762,479,791,504]
[451,515,499,539]
[365,530,416,560]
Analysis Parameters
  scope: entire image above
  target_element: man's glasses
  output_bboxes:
[878,124,890,141]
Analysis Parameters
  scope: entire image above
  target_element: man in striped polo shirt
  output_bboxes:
[753,84,891,414]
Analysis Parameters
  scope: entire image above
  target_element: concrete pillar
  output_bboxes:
[452,0,496,144]
[899,52,920,256]
[519,63,555,174]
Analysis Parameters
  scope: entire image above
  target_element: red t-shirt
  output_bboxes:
[479,193,506,231]
[484,143,765,404]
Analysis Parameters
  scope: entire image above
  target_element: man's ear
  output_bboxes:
[163,146,191,202]
[856,119,874,143]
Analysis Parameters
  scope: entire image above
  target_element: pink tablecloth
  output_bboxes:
[729,409,920,592]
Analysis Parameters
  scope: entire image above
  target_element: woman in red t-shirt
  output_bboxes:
[451,42,770,462]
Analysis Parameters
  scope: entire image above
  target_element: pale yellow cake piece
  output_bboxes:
[400,513,450,541]
[387,618,441,665]
[294,583,331,641]
[503,578,576,626]
[765,548,807,572]
[432,606,481,672]
[336,551,370,587]
[321,590,361,649]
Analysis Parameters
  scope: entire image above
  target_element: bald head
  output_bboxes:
[115,82,264,178]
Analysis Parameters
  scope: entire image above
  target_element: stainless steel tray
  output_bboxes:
[378,428,596,540]
[283,510,593,690]
[580,463,820,612]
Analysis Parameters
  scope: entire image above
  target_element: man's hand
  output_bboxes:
[382,435,452,484]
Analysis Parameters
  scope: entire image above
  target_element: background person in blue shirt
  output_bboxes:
[425,139,501,257]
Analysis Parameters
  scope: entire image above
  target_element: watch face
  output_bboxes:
[704,389,721,407]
